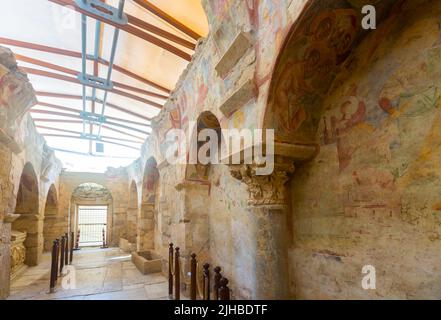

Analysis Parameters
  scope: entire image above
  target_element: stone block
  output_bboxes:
[219,78,256,117]
[131,251,162,274]
[215,31,253,78]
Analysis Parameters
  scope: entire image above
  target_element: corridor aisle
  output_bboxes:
[8,248,169,300]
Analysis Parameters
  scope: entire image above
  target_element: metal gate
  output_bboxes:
[77,205,107,247]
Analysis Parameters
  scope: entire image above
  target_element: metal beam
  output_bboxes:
[97,0,126,137]
[133,0,202,40]
[48,0,192,61]
[0,37,171,93]
[35,91,152,121]
[42,133,140,150]
[21,66,163,109]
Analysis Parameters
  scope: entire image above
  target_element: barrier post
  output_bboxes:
[219,277,230,300]
[190,253,197,300]
[49,240,59,293]
[59,235,65,275]
[174,247,180,300]
[168,243,173,296]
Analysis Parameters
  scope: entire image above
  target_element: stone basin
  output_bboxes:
[131,251,162,274]
[119,238,136,253]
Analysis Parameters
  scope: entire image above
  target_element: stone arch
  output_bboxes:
[185,111,222,183]
[12,162,40,266]
[259,0,440,299]
[178,111,223,278]
[139,157,160,251]
[263,0,397,143]
[43,184,59,252]
[71,182,113,247]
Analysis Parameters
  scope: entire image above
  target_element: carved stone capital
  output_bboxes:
[230,161,295,207]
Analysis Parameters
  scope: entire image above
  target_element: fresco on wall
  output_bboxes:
[143,158,159,204]
[288,0,441,298]
[266,0,397,143]
[320,0,441,173]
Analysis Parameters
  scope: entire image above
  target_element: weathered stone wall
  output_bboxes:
[289,0,441,299]
[2,0,441,300]
[58,170,129,247]
[0,46,62,298]
[127,0,441,299]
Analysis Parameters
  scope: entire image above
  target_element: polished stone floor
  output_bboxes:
[8,247,169,300]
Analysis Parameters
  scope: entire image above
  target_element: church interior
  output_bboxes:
[1,0,441,300]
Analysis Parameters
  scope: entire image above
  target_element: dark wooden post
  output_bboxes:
[49,240,59,293]
[74,229,80,250]
[59,235,65,275]
[203,263,210,300]
[174,247,180,300]
[101,228,108,248]
[70,231,74,263]
[213,266,222,300]
[219,277,230,300]
[64,233,69,266]
[168,243,173,296]
[54,239,60,280]
[190,253,197,300]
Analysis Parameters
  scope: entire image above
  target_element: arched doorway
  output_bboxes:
[43,184,59,252]
[139,158,159,251]
[71,183,113,248]
[183,111,222,257]
[12,162,40,266]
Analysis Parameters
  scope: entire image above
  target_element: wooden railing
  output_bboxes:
[49,231,76,293]
[168,242,231,300]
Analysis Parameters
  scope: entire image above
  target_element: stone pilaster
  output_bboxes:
[138,203,155,251]
[229,160,295,299]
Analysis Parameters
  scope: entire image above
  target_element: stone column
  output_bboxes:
[229,160,295,299]
[174,180,211,297]
[0,213,21,299]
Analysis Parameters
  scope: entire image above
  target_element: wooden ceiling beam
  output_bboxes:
[15,54,168,100]
[48,0,192,61]
[30,109,150,135]
[21,66,163,109]
[127,15,196,50]
[35,101,150,127]
[35,91,152,121]
[32,118,146,141]
[41,133,140,150]
[133,0,202,40]
[0,37,171,93]
[36,125,143,143]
